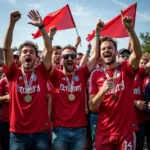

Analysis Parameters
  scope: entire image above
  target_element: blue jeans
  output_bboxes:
[52,127,87,150]
[135,123,145,150]
[0,121,10,150]
[10,130,49,150]
[90,113,98,150]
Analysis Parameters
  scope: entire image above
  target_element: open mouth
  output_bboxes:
[104,52,112,58]
[25,58,31,63]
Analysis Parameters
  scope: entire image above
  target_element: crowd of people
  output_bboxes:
[0,9,150,150]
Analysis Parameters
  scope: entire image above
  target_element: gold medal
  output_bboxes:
[112,94,118,101]
[24,95,32,102]
[68,93,75,101]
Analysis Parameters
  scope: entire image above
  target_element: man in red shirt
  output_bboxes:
[2,10,52,150]
[88,12,142,150]
[49,20,104,150]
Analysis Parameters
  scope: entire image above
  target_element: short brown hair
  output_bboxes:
[19,41,38,56]
[100,37,117,50]
[53,45,62,50]
[63,45,77,53]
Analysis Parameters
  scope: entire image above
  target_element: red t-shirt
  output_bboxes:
[143,75,150,120]
[3,63,51,133]
[49,65,90,127]
[89,61,138,135]
[133,67,147,123]
[0,77,9,122]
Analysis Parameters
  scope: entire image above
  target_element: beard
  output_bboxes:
[103,56,116,65]
[64,63,75,73]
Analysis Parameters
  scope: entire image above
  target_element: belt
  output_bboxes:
[56,126,86,130]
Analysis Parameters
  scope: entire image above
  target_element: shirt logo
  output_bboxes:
[74,75,79,82]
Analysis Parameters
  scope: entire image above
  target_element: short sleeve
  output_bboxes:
[79,65,90,81]
[89,70,99,95]
[2,63,18,81]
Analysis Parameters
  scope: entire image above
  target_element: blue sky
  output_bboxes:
[0,0,150,53]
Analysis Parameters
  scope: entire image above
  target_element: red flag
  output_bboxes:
[32,4,76,39]
[86,3,137,41]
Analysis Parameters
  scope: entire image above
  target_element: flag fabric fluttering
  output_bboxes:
[32,4,76,39]
[86,3,137,41]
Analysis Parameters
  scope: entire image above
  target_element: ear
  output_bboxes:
[116,50,118,55]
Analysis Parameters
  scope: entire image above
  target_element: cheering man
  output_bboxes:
[89,11,142,150]
[3,10,52,150]
[49,20,104,150]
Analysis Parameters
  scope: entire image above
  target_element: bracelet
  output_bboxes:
[50,37,53,40]
[95,33,100,37]
[86,50,91,53]
[39,24,45,29]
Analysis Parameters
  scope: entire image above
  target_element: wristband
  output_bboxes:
[95,33,100,37]
[50,37,53,40]
[86,50,91,53]
[39,24,45,29]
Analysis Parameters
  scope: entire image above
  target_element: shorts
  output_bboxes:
[95,132,136,150]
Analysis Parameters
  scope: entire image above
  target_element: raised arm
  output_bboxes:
[87,20,104,72]
[79,43,91,67]
[3,11,21,67]
[74,36,81,50]
[28,10,54,70]
[121,10,142,71]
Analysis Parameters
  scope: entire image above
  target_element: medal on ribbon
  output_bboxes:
[22,70,35,103]
[65,73,75,101]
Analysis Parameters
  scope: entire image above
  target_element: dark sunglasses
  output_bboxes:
[62,54,77,60]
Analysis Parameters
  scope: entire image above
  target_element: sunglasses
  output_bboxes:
[62,54,77,60]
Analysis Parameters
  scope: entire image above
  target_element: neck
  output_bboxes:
[54,63,60,69]
[63,69,74,75]
[22,66,34,72]
[105,62,117,70]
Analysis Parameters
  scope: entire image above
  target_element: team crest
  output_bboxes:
[74,75,79,82]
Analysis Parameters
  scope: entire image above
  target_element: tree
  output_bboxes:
[140,32,150,53]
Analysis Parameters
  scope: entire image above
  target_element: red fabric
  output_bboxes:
[0,77,9,122]
[95,132,136,150]
[32,4,76,39]
[86,3,137,41]
[133,67,147,123]
[49,65,90,127]
[89,61,138,135]
[3,63,51,133]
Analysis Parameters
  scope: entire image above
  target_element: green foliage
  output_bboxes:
[140,32,150,53]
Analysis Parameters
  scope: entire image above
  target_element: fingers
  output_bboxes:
[49,26,57,32]
[121,10,124,18]
[28,10,41,20]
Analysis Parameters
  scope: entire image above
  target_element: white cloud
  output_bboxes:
[71,5,90,17]
[111,0,150,22]
[28,3,45,9]
[111,0,128,8]
[8,0,16,4]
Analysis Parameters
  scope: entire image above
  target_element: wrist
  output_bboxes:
[86,50,91,53]
[49,37,53,40]
[38,24,45,30]
[95,33,100,37]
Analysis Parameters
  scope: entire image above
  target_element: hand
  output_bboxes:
[87,43,92,50]
[10,11,21,23]
[49,26,57,37]
[4,94,10,103]
[95,19,105,34]
[101,78,115,94]
[76,36,81,44]
[135,100,147,110]
[148,102,150,110]
[121,10,133,29]
[28,10,43,27]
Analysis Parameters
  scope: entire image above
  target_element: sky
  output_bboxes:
[0,0,150,54]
